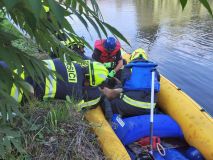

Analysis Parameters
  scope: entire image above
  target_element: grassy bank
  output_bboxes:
[0,14,104,159]
[20,100,104,159]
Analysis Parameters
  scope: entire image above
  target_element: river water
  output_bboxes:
[70,0,213,116]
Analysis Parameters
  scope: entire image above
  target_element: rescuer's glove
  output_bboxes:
[108,70,116,78]
[104,62,115,69]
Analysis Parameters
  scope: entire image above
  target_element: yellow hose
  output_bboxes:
[85,106,131,160]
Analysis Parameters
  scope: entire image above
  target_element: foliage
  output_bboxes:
[0,0,130,108]
[0,125,26,159]
[179,0,213,17]
[0,1,129,158]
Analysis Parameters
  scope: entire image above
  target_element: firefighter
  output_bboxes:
[92,37,123,79]
[100,48,160,117]
[9,59,109,111]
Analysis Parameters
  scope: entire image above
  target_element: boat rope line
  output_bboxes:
[156,143,166,156]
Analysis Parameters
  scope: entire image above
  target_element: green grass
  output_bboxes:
[19,100,104,159]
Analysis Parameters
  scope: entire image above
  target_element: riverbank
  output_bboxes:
[0,15,104,159]
[19,100,104,159]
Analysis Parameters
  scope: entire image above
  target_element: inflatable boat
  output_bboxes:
[85,52,213,160]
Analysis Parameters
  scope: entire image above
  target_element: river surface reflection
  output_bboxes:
[70,0,213,116]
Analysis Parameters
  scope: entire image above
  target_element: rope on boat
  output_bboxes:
[156,143,166,156]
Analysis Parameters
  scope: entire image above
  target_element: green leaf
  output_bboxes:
[38,132,44,139]
[22,8,37,31]
[66,95,72,103]
[26,0,42,20]
[3,0,19,11]
[48,0,65,25]
[0,139,6,158]
[11,138,26,154]
[0,105,7,123]
[90,0,102,17]
[0,127,20,138]
[84,14,102,39]
[199,0,213,16]
[29,124,40,131]
[72,11,88,31]
[3,137,12,152]
[6,104,13,122]
[79,4,83,15]
[65,0,71,8]
[71,0,77,10]
[179,0,187,10]
[103,22,130,46]
[18,81,34,95]
[94,16,108,37]
[78,36,93,50]
[63,18,75,33]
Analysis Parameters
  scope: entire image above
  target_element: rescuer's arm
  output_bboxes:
[108,59,123,78]
[109,50,123,74]
[108,51,123,78]
[114,59,123,73]
[92,48,101,61]
[99,87,123,100]
[114,50,123,72]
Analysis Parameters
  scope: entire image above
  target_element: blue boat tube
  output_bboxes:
[112,114,183,145]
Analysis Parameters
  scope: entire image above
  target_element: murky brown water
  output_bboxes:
[70,0,213,116]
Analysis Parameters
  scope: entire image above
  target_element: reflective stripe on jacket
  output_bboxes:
[94,39,121,63]
[78,97,101,111]
[43,60,57,100]
[42,59,84,101]
[120,93,156,109]
[78,86,102,110]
